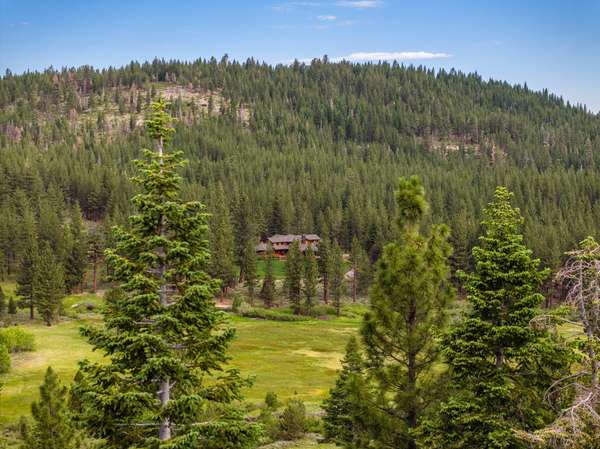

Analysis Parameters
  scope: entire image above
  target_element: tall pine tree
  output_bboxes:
[318,229,331,304]
[360,176,454,449]
[65,203,87,293]
[285,240,303,315]
[209,184,237,297]
[16,203,38,320]
[35,242,65,326]
[419,187,571,449]
[75,100,259,448]
[86,226,103,293]
[303,246,318,315]
[260,244,276,308]
[329,241,346,317]
[244,235,258,302]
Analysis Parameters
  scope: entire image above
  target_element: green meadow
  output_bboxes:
[0,287,360,425]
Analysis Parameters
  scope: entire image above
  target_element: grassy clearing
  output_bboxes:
[0,301,359,425]
[0,278,16,296]
[229,315,359,408]
[0,317,104,424]
[259,435,337,449]
[257,258,287,279]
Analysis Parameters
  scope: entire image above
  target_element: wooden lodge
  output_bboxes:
[256,234,320,258]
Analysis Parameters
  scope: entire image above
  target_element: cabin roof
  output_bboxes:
[267,234,320,243]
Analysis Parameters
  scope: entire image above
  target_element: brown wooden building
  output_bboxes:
[256,234,320,258]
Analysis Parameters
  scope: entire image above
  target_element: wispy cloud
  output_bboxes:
[283,51,451,64]
[271,1,322,11]
[272,0,382,11]
[317,15,337,21]
[331,51,451,62]
[335,0,382,8]
[9,21,31,28]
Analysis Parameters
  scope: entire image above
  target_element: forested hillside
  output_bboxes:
[1,57,599,277]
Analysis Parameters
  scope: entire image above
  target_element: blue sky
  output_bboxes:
[1,0,599,112]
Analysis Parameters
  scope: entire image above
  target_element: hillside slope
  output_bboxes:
[0,58,599,271]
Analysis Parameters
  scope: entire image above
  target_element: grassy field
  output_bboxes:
[0,316,104,424]
[256,258,287,279]
[230,315,358,407]
[0,291,360,424]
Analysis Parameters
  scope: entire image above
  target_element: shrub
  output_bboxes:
[309,305,337,317]
[278,400,307,440]
[258,407,279,442]
[238,307,311,322]
[0,287,6,317]
[0,327,35,352]
[265,391,280,410]
[8,297,17,315]
[231,296,244,313]
[0,344,10,373]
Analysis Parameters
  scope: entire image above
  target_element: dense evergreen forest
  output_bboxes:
[1,56,599,281]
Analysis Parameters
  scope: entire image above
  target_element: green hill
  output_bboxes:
[1,58,599,273]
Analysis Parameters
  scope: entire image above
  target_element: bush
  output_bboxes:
[278,400,307,440]
[231,296,244,313]
[238,307,311,322]
[309,305,337,317]
[8,297,17,315]
[0,287,6,317]
[258,407,279,442]
[0,344,10,373]
[0,327,35,352]
[265,391,280,409]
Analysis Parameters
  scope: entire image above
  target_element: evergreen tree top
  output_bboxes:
[145,97,175,144]
[395,176,428,233]
[480,186,524,241]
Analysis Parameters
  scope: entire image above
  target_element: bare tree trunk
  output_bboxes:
[352,264,357,303]
[578,272,598,390]
[322,276,329,304]
[157,136,172,442]
[92,261,97,293]
[495,348,504,368]
[407,300,417,449]
[159,379,171,440]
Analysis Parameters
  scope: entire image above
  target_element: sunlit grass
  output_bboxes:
[0,298,360,424]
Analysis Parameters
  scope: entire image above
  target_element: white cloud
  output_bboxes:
[281,51,451,65]
[317,15,337,21]
[271,1,322,11]
[330,51,451,62]
[335,0,382,8]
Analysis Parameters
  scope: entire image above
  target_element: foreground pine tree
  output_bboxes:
[322,336,368,447]
[21,367,78,449]
[360,176,454,449]
[419,187,571,449]
[75,100,259,448]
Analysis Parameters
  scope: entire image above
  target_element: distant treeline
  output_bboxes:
[0,57,599,273]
